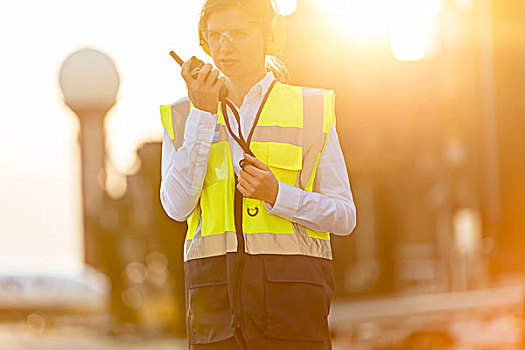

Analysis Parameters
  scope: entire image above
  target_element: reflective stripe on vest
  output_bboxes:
[160,82,336,261]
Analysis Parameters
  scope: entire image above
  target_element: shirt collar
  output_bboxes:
[246,71,276,99]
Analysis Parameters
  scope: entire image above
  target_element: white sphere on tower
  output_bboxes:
[59,47,120,115]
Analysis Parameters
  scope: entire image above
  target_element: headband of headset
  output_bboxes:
[198,0,286,57]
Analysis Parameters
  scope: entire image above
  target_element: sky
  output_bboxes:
[0,0,207,274]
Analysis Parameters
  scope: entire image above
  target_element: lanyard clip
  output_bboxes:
[247,207,259,217]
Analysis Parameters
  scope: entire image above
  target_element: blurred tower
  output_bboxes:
[58,47,120,266]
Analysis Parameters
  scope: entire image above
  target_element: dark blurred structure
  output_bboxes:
[282,0,525,298]
[95,143,187,336]
[489,0,525,275]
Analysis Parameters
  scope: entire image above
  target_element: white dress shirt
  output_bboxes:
[160,71,356,235]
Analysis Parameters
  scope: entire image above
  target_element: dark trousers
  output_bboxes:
[184,253,334,349]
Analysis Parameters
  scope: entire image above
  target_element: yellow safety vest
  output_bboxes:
[160,81,336,261]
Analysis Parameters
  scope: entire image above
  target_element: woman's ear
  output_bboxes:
[266,14,286,56]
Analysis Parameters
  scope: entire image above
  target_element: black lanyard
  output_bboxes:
[226,80,277,338]
[219,80,277,169]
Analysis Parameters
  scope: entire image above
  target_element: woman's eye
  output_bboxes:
[234,29,252,40]
[207,31,220,42]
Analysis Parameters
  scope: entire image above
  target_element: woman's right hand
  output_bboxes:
[181,60,225,114]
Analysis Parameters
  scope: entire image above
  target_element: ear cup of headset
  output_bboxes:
[199,30,212,56]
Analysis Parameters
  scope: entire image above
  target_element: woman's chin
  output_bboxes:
[218,64,237,75]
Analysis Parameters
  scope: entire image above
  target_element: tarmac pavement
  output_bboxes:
[0,322,186,350]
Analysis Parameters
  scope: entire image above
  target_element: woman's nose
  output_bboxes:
[218,32,235,46]
[219,35,235,52]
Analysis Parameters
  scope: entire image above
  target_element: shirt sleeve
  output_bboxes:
[264,124,357,236]
[160,106,218,221]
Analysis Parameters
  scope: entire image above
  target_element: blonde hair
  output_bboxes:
[199,0,291,84]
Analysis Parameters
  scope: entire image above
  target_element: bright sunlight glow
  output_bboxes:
[275,0,297,16]
[390,26,426,61]
[316,0,443,61]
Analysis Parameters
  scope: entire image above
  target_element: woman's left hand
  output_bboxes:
[237,154,279,206]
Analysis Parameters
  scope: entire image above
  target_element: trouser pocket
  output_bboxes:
[262,255,333,341]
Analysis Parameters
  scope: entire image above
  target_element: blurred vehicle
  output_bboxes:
[0,266,110,330]
[330,285,524,350]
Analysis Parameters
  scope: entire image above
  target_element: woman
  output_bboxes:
[160,0,356,348]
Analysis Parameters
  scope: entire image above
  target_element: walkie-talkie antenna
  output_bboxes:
[169,51,184,67]
[168,50,230,100]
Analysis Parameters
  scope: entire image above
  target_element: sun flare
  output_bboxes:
[316,0,442,61]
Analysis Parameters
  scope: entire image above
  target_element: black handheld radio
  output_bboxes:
[169,51,229,100]
[169,50,255,168]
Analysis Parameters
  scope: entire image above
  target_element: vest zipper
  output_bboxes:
[222,80,277,337]
[232,180,246,333]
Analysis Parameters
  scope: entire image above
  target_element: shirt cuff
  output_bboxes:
[264,181,300,217]
[185,106,218,140]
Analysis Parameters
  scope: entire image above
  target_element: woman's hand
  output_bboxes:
[181,60,225,114]
[237,154,279,206]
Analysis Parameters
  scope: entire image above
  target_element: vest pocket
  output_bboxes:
[203,142,229,189]
[242,143,302,235]
[186,258,233,344]
[267,142,302,185]
[262,256,331,341]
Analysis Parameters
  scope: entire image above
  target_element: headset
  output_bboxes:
[198,0,286,57]
[169,1,286,169]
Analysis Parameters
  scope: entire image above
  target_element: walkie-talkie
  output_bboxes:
[169,51,229,100]
[169,50,255,169]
